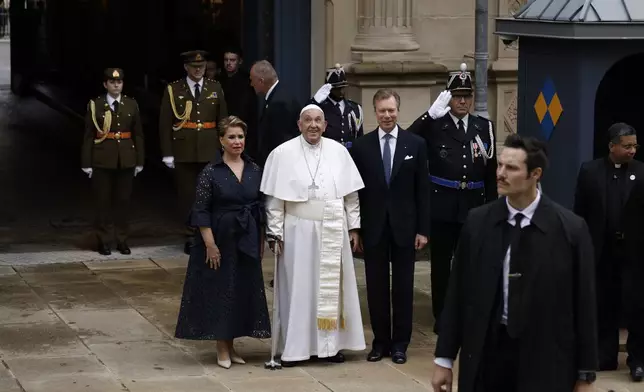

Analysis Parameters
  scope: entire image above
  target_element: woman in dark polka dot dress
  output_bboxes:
[175,116,271,369]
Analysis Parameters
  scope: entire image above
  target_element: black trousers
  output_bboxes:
[598,238,644,367]
[476,324,520,392]
[174,162,208,237]
[429,220,463,327]
[92,167,134,245]
[363,222,416,352]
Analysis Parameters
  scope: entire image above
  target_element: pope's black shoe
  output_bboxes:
[116,242,131,255]
[325,352,345,363]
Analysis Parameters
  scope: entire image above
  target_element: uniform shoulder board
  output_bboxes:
[476,114,492,122]
[170,79,180,84]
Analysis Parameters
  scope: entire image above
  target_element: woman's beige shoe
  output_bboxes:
[230,353,246,364]
[217,354,232,369]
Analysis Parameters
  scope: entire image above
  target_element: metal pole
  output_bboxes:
[473,0,489,118]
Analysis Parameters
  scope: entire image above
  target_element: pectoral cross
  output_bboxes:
[309,181,319,190]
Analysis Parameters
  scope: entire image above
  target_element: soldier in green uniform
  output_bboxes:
[81,68,145,256]
[159,50,228,254]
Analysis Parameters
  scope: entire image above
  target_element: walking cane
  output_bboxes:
[265,241,282,370]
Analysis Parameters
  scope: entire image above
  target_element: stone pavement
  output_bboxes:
[0,256,637,392]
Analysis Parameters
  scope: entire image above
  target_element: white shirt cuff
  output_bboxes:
[434,357,454,369]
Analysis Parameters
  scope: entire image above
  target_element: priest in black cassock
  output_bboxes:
[431,134,598,392]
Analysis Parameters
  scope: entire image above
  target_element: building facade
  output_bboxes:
[309,0,524,144]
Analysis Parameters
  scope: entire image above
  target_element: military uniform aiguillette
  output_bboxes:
[158,51,228,250]
[408,64,497,330]
[81,68,145,253]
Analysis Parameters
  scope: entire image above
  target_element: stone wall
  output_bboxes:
[314,0,526,144]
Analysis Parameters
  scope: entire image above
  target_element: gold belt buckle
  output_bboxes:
[114,132,121,140]
[197,123,203,130]
[460,181,467,190]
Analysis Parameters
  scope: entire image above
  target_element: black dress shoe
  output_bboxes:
[98,242,111,256]
[280,359,300,367]
[367,347,389,362]
[116,242,131,255]
[325,352,345,363]
[391,351,407,364]
[631,365,644,382]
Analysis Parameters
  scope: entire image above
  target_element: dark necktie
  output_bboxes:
[458,119,465,133]
[112,100,119,113]
[507,212,525,338]
[383,133,393,185]
[194,83,201,100]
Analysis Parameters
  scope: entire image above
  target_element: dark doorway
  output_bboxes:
[594,53,644,160]
[1,0,274,252]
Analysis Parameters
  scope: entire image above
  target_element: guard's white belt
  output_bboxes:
[285,200,327,221]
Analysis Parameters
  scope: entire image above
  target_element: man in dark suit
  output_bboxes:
[408,63,497,331]
[217,46,259,159]
[432,134,597,392]
[81,68,145,256]
[350,88,430,365]
[249,60,301,167]
[574,122,644,381]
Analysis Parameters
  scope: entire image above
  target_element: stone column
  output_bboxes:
[351,0,419,61]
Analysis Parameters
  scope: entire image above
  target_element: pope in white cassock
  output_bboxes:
[260,104,366,366]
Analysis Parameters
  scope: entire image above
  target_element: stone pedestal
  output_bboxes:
[351,0,419,62]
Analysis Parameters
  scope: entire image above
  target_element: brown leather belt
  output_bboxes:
[179,121,217,130]
[100,131,132,140]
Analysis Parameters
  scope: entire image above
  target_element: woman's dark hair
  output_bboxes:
[218,116,248,138]
[503,134,549,175]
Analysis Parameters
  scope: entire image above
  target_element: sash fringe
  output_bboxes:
[317,316,346,331]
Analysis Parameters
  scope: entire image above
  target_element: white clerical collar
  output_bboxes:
[378,125,399,139]
[266,80,279,100]
[106,94,121,106]
[186,77,203,89]
[449,112,469,129]
[300,135,322,149]
[506,189,541,223]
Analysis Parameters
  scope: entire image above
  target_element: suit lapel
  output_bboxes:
[198,80,208,103]
[624,163,638,202]
[466,116,481,143]
[597,160,608,213]
[390,128,407,182]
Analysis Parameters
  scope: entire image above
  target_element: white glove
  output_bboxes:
[134,166,143,177]
[428,90,452,119]
[313,83,333,104]
[81,168,93,178]
[162,156,175,169]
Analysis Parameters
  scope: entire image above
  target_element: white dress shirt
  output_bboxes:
[449,112,469,133]
[378,125,398,169]
[186,77,204,98]
[266,80,279,101]
[106,94,121,111]
[434,191,542,370]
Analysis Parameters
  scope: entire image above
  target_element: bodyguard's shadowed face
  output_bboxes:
[496,147,541,197]
[449,94,473,118]
[298,109,326,144]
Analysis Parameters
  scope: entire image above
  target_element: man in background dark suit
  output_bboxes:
[574,122,644,381]
[249,60,301,167]
[350,89,430,365]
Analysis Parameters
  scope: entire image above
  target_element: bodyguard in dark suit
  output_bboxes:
[573,122,644,381]
[217,46,259,159]
[432,135,598,392]
[249,60,301,167]
[350,89,430,365]
[81,68,144,256]
[308,64,364,147]
[159,50,228,254]
[408,63,497,331]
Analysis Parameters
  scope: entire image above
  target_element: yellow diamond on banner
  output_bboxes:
[534,92,548,123]
[548,93,563,126]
